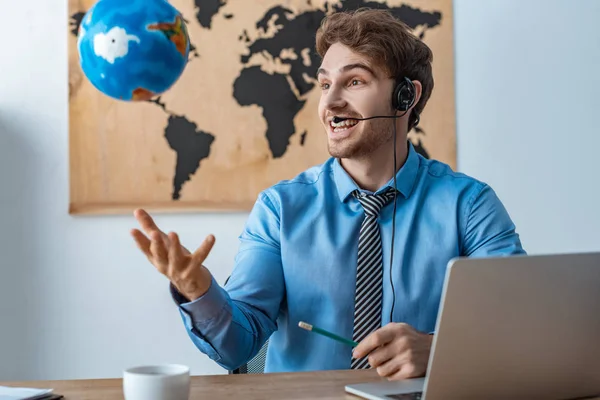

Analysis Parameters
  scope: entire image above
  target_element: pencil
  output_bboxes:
[298,321,359,347]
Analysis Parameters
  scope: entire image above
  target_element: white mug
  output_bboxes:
[123,364,190,400]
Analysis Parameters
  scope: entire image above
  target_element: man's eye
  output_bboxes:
[351,79,363,86]
[320,82,330,90]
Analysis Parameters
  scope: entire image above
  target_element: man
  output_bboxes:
[131,8,525,380]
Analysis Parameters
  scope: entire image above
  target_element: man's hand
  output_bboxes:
[130,208,215,301]
[352,323,433,381]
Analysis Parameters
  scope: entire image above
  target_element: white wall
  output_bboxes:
[454,0,600,254]
[1,0,599,381]
[0,0,247,379]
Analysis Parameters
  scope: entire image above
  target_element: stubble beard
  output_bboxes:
[327,118,395,159]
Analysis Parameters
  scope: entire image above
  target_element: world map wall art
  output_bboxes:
[67,0,456,214]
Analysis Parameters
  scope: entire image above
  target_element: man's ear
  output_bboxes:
[411,80,423,109]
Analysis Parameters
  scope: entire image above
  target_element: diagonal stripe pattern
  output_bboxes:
[351,188,396,369]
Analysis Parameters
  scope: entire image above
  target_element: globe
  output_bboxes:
[76,0,190,101]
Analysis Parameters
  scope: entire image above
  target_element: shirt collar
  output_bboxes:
[333,140,420,202]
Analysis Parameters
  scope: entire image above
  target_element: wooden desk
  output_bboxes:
[1,369,384,400]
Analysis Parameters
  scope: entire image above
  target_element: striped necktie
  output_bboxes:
[351,188,396,369]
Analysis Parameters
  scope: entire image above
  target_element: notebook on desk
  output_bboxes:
[346,252,600,400]
[0,385,63,400]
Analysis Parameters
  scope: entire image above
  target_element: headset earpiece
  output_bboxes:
[392,77,416,112]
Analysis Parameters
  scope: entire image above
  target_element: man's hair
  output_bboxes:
[315,8,434,129]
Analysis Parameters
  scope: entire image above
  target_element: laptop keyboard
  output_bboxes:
[385,392,423,399]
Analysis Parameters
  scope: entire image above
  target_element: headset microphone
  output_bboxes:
[331,115,401,124]
[336,76,417,325]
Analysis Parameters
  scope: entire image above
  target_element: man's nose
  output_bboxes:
[322,85,347,110]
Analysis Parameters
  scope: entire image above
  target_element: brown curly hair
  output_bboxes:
[315,8,434,129]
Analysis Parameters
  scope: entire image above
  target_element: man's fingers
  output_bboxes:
[168,232,184,262]
[149,231,168,270]
[131,229,151,258]
[134,209,169,243]
[166,232,185,278]
[367,345,395,369]
[375,357,402,378]
[191,234,216,265]
[133,209,157,233]
[353,324,397,359]
[387,362,419,381]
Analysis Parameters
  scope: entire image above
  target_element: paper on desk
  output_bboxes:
[0,386,53,400]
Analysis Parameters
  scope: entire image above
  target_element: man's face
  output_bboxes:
[317,43,397,159]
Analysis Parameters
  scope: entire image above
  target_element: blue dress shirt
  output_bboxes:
[173,141,526,373]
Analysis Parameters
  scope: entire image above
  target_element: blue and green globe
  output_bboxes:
[77,0,190,101]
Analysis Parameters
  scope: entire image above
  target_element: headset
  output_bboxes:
[388,76,416,323]
[332,77,416,123]
[392,76,416,112]
[332,76,417,323]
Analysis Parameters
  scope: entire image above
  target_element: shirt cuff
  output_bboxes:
[169,282,191,305]
[175,276,230,325]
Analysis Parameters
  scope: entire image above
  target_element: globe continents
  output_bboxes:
[77,0,190,101]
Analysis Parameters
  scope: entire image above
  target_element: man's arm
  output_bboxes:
[171,191,285,371]
[426,183,525,342]
[462,183,526,257]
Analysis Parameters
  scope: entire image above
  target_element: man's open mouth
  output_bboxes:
[330,118,359,132]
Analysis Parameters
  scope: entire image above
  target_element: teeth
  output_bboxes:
[330,119,358,128]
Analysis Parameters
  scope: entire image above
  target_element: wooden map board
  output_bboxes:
[68,0,455,214]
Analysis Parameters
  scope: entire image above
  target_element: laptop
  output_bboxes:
[345,252,600,400]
